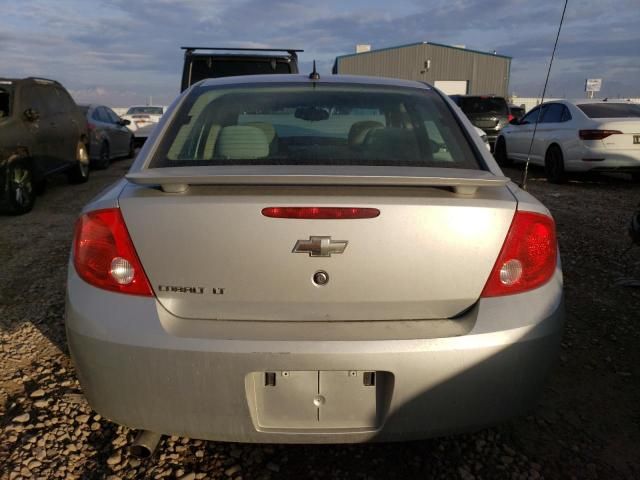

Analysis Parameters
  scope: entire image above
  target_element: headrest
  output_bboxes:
[215,126,269,160]
[244,122,276,144]
[348,120,384,146]
[364,128,422,159]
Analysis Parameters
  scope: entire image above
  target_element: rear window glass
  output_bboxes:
[189,58,291,86]
[0,86,12,118]
[577,103,640,118]
[95,107,112,123]
[127,106,163,115]
[457,97,509,115]
[54,87,76,113]
[150,84,482,170]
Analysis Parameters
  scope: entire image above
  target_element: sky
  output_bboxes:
[2,0,639,106]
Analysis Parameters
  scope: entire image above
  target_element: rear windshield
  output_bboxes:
[457,97,509,115]
[577,103,640,118]
[0,85,13,119]
[127,106,163,115]
[150,83,482,170]
[189,57,292,86]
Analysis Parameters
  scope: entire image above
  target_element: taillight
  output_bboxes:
[507,114,514,122]
[87,122,96,131]
[73,209,153,296]
[579,129,622,140]
[262,207,380,219]
[481,211,557,297]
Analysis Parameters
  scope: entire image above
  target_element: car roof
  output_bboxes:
[538,98,637,106]
[571,99,637,106]
[188,52,293,60]
[126,105,166,109]
[196,74,432,90]
[0,77,60,85]
[450,94,505,99]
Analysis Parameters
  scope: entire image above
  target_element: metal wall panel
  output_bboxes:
[336,43,511,97]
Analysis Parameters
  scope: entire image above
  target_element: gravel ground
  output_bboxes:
[1,157,639,479]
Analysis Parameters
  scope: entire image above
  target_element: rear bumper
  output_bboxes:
[484,134,500,152]
[569,148,640,172]
[86,139,100,162]
[65,268,564,443]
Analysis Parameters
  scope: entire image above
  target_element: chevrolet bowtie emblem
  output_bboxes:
[293,236,348,257]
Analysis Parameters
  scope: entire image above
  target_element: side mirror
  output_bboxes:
[119,118,131,126]
[24,108,40,122]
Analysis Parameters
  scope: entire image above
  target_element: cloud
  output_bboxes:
[1,0,638,105]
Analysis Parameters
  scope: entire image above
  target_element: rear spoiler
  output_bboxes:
[126,166,509,195]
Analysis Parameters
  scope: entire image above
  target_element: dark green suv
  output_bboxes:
[449,95,511,152]
[0,77,89,214]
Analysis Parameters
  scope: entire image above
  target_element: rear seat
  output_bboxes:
[244,121,277,154]
[202,125,222,159]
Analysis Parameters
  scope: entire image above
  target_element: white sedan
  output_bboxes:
[121,105,166,134]
[121,105,167,146]
[494,100,640,183]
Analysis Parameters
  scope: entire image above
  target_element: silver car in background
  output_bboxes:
[79,104,134,169]
[66,74,564,445]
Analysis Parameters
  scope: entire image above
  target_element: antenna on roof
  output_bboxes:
[520,0,568,190]
[309,60,320,80]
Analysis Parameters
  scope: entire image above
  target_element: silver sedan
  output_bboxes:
[66,74,564,447]
[79,104,134,169]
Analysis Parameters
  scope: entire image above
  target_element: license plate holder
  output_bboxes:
[248,370,390,430]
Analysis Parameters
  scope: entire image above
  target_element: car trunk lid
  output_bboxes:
[593,119,640,150]
[119,169,516,321]
[466,114,502,130]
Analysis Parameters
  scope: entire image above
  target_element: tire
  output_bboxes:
[68,142,90,184]
[544,145,567,184]
[494,138,512,166]
[1,159,36,215]
[96,141,110,169]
